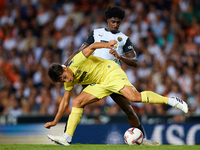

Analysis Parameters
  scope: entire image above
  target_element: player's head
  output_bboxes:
[48,63,73,83]
[105,6,125,32]
[48,63,64,82]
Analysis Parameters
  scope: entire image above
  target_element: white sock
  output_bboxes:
[62,133,72,142]
[168,98,174,106]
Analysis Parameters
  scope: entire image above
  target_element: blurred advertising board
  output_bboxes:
[0,122,200,145]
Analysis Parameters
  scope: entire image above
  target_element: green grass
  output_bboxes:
[0,144,199,150]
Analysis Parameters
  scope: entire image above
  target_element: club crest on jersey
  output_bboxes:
[117,37,122,42]
[77,70,82,74]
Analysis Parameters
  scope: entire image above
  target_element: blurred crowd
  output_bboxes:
[0,0,200,123]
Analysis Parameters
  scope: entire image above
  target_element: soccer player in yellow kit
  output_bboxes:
[44,40,188,145]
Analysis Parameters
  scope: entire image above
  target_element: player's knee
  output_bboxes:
[129,96,140,102]
[128,92,141,102]
[72,99,84,108]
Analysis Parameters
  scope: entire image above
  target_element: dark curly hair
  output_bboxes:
[105,6,125,20]
[48,63,64,82]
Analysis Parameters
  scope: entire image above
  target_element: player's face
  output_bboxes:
[60,68,73,83]
[107,17,122,32]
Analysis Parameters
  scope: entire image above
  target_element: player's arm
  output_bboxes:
[44,90,72,129]
[83,40,117,57]
[120,50,138,67]
[63,30,95,66]
[109,38,138,67]
[63,44,88,66]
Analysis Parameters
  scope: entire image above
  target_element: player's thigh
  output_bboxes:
[119,85,141,102]
[72,91,99,108]
[83,83,112,100]
[105,67,134,94]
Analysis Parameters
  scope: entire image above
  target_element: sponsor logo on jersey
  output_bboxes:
[98,34,103,37]
[117,37,122,42]
[77,70,82,74]
[78,71,87,83]
[128,45,133,49]
[100,40,109,43]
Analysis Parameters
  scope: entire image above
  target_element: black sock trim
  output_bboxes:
[137,124,145,138]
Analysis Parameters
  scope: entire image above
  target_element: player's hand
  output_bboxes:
[108,40,117,49]
[109,49,120,59]
[44,121,57,129]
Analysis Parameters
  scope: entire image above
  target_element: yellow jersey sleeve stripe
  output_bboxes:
[81,51,87,58]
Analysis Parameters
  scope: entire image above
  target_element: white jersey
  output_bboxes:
[84,28,134,66]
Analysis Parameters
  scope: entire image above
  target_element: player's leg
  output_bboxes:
[107,65,187,112]
[110,93,160,145]
[65,91,99,140]
[110,93,145,137]
[64,85,88,133]
[48,91,99,145]
[119,85,188,113]
[61,84,112,145]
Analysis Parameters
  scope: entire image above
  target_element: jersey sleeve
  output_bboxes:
[64,82,74,91]
[83,30,94,45]
[69,51,87,67]
[123,38,135,54]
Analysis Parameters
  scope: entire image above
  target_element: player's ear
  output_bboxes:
[106,18,109,23]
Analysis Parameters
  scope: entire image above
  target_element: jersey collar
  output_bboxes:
[104,28,120,34]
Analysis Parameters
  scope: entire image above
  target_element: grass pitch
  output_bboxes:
[0,144,199,150]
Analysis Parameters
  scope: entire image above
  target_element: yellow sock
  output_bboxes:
[65,107,83,136]
[141,91,168,104]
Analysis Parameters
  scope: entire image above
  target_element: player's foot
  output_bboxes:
[47,135,70,146]
[142,139,160,146]
[171,97,188,113]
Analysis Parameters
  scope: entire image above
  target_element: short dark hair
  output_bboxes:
[48,63,64,82]
[105,6,125,20]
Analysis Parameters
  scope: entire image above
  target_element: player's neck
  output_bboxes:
[105,28,119,34]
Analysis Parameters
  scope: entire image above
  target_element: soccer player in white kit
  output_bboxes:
[68,6,158,145]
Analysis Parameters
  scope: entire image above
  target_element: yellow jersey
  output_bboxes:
[64,51,123,91]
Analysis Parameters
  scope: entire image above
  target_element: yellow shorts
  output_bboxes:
[83,64,134,99]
